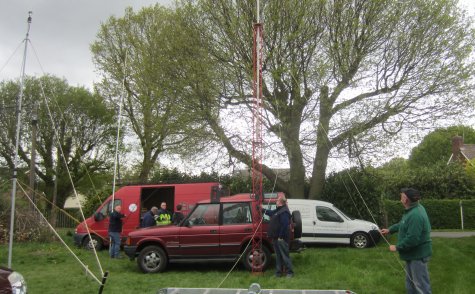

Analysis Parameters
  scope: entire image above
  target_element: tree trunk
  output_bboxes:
[309,86,333,199]
[281,130,306,199]
[309,140,330,200]
[139,153,153,183]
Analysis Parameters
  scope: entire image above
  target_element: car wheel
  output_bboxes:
[351,232,369,249]
[291,210,302,239]
[241,244,271,272]
[82,235,103,251]
[137,245,168,273]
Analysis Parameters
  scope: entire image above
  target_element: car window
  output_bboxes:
[223,203,252,224]
[316,206,343,222]
[100,199,122,216]
[187,204,220,226]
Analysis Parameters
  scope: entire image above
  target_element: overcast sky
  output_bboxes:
[1,0,474,91]
[0,0,172,89]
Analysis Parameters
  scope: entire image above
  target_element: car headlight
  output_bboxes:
[8,271,27,294]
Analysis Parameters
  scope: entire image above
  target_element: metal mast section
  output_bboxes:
[251,0,264,273]
[8,11,32,268]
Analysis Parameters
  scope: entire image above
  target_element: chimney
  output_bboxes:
[452,136,463,161]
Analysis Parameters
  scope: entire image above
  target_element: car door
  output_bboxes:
[219,202,253,255]
[179,203,220,256]
[314,206,350,244]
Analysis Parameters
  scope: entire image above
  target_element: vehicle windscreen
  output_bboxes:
[333,206,352,220]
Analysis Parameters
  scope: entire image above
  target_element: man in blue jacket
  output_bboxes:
[141,206,158,228]
[264,196,294,278]
[381,188,432,294]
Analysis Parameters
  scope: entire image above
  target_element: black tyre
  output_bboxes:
[82,235,104,251]
[291,210,302,239]
[241,244,271,272]
[137,245,168,273]
[351,232,370,249]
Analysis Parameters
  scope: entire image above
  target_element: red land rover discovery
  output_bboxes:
[124,193,303,273]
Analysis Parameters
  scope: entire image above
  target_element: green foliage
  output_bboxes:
[374,156,475,200]
[409,125,475,167]
[383,199,475,229]
[81,187,112,217]
[321,167,384,223]
[0,75,116,211]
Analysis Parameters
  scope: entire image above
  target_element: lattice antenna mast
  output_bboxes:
[251,0,264,273]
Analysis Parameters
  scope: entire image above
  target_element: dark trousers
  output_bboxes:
[272,239,293,276]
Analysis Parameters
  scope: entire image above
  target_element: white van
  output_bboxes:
[286,199,380,248]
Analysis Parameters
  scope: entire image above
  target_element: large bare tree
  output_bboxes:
[175,0,475,199]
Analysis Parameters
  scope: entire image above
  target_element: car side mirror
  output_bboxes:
[94,212,104,222]
[184,219,191,227]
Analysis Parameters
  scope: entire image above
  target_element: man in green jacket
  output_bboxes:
[381,188,432,294]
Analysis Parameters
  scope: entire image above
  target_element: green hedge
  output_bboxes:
[382,199,475,229]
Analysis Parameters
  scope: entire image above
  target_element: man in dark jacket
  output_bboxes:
[264,196,294,278]
[108,205,126,258]
[172,204,185,225]
[141,206,158,228]
[381,188,432,294]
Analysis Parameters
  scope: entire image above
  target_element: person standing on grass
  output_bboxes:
[264,195,294,278]
[108,205,125,258]
[381,188,432,294]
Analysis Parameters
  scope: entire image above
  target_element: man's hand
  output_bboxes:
[380,229,390,235]
[389,245,397,252]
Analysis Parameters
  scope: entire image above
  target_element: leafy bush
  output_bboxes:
[383,199,475,229]
[321,167,384,224]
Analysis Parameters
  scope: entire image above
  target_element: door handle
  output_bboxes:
[210,230,218,234]
[313,221,316,225]
[244,228,252,232]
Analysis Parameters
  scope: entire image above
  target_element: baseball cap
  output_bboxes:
[401,188,421,202]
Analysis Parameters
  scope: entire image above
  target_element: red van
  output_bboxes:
[74,182,226,250]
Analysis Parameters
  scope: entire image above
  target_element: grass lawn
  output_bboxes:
[1,231,474,294]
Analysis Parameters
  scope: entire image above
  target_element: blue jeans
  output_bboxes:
[272,239,293,276]
[405,257,432,294]
[109,231,121,258]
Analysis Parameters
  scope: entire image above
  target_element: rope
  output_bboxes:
[216,195,275,288]
[16,183,103,285]
[28,41,104,206]
[33,60,105,277]
[0,41,24,76]
[317,123,409,277]
[16,180,108,243]
[111,49,128,210]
